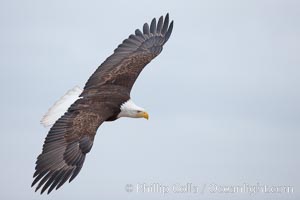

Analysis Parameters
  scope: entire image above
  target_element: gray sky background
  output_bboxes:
[0,0,299,199]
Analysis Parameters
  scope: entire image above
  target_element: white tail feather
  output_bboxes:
[40,86,83,127]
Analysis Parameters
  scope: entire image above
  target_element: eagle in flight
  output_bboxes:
[32,14,173,194]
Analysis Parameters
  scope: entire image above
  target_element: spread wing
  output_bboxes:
[32,98,114,194]
[82,13,173,96]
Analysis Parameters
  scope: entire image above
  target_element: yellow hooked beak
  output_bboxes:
[138,111,149,120]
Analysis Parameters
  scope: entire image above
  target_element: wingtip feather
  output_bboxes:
[143,23,150,34]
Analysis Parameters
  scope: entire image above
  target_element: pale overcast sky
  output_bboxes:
[0,0,299,199]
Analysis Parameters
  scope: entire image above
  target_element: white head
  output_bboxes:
[117,99,149,119]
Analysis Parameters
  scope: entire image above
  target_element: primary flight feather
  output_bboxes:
[32,14,174,194]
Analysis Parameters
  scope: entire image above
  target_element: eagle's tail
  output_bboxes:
[40,86,83,127]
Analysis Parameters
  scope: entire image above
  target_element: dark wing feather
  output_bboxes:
[82,13,174,96]
[32,98,113,194]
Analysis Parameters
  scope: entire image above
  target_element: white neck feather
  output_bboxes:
[117,99,145,118]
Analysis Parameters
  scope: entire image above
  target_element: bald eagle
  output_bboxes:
[32,14,173,194]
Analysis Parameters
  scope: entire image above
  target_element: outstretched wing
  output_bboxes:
[82,13,173,96]
[32,99,113,194]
